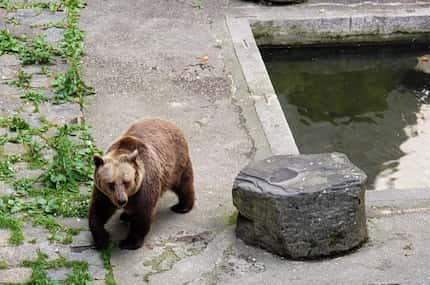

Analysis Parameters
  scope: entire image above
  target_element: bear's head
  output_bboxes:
[93,149,144,208]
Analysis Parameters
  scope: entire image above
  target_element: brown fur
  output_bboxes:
[89,118,195,250]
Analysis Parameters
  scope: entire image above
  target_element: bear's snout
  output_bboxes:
[115,189,128,207]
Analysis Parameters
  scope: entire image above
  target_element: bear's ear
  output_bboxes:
[127,149,138,162]
[94,155,104,168]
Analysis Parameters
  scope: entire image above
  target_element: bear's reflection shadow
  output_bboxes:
[104,192,179,251]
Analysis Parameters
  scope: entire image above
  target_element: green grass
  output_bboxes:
[191,1,204,9]
[53,0,94,104]
[0,0,64,11]
[8,69,32,89]
[6,16,20,25]
[41,124,98,192]
[0,157,16,181]
[0,260,8,269]
[22,251,91,285]
[21,91,48,112]
[0,213,24,245]
[19,34,58,65]
[30,21,66,30]
[0,115,31,132]
[101,244,117,285]
[0,29,23,55]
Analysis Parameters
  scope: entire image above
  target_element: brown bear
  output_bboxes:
[89,118,195,250]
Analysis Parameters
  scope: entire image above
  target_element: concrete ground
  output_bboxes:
[81,0,430,284]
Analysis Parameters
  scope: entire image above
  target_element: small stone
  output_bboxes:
[43,27,64,44]
[71,231,93,247]
[58,217,88,229]
[22,65,43,75]
[233,153,367,259]
[30,74,51,89]
[0,128,7,136]
[0,55,20,67]
[0,229,11,246]
[38,102,82,125]
[0,181,14,197]
[11,9,66,26]
[194,118,208,128]
[47,268,71,281]
[15,168,44,180]
[0,267,32,283]
[2,142,27,155]
[89,265,106,280]
[0,245,38,266]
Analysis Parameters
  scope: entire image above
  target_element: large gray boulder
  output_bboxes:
[232,153,367,259]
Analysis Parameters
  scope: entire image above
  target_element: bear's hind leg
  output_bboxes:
[171,161,195,214]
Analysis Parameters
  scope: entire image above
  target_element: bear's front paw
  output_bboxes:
[94,237,110,250]
[119,238,143,250]
[92,232,110,250]
[171,203,193,214]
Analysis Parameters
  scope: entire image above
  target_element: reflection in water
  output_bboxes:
[261,46,430,189]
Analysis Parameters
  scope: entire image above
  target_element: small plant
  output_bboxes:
[0,158,16,181]
[23,251,91,284]
[41,124,97,191]
[60,22,85,58]
[8,69,31,89]
[53,60,94,103]
[101,243,117,285]
[191,1,204,9]
[13,178,35,194]
[6,17,20,25]
[0,260,8,269]
[21,91,48,112]
[0,115,30,132]
[0,213,24,245]
[0,0,64,11]
[30,21,66,29]
[23,140,46,169]
[19,34,56,65]
[0,29,23,55]
[0,135,7,146]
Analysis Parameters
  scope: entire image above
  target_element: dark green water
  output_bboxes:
[261,46,430,188]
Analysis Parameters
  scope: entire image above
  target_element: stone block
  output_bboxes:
[0,267,32,283]
[232,153,367,259]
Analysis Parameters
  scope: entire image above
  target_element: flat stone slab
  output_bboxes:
[0,267,32,283]
[232,152,368,259]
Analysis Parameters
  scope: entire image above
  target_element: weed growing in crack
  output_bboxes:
[6,16,20,25]
[0,0,64,11]
[41,124,99,192]
[101,243,117,285]
[0,213,24,245]
[8,69,32,89]
[19,34,58,65]
[53,59,94,104]
[0,157,16,181]
[0,115,31,132]
[21,91,48,112]
[0,29,23,55]
[22,251,91,284]
[30,21,67,30]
